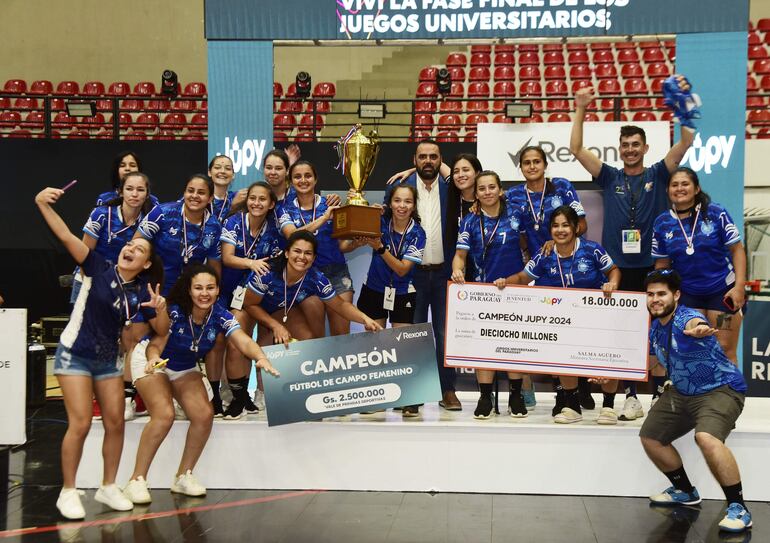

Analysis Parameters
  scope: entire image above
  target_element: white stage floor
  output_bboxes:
[80,393,770,500]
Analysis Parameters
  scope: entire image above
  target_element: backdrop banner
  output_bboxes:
[0,309,28,445]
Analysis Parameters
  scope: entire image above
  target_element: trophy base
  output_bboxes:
[332,205,381,239]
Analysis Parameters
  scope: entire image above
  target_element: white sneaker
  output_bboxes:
[619,396,644,421]
[596,407,618,425]
[123,476,152,505]
[254,389,266,411]
[94,483,133,511]
[124,398,136,421]
[553,407,583,424]
[56,487,86,520]
[170,470,206,497]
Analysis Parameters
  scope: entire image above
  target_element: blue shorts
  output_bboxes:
[53,344,123,380]
[319,262,354,296]
[680,283,741,314]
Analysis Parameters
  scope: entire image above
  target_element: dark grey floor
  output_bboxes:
[1,401,766,543]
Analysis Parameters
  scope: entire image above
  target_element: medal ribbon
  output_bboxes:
[241,212,267,259]
[555,239,579,288]
[525,182,547,230]
[189,308,213,353]
[283,269,307,322]
[673,204,701,254]
[113,267,136,325]
[107,206,142,244]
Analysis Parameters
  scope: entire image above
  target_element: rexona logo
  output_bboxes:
[680,134,737,174]
[395,330,428,341]
[222,136,267,176]
[508,136,620,168]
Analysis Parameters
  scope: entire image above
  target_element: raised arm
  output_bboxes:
[35,188,89,265]
[570,87,603,178]
[664,125,696,174]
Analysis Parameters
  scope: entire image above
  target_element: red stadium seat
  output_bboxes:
[413,114,434,131]
[110,112,133,129]
[0,111,22,128]
[3,79,27,94]
[621,63,643,78]
[439,100,463,112]
[547,113,571,122]
[519,81,542,96]
[521,99,543,112]
[654,97,666,110]
[546,99,570,112]
[108,82,131,97]
[748,75,759,92]
[495,45,515,53]
[747,96,766,109]
[543,44,562,52]
[416,82,438,97]
[153,129,176,141]
[571,80,592,94]
[749,32,761,45]
[519,113,544,124]
[518,52,539,66]
[80,112,106,129]
[583,112,600,122]
[617,49,640,63]
[646,63,669,78]
[599,98,623,111]
[146,99,170,112]
[294,131,316,142]
[467,100,489,112]
[408,130,432,142]
[597,79,621,94]
[629,98,654,111]
[50,98,66,111]
[604,112,628,121]
[135,113,159,130]
[285,83,297,97]
[470,53,491,67]
[299,114,324,131]
[29,80,53,95]
[567,51,589,65]
[468,82,490,98]
[56,81,80,95]
[493,81,516,98]
[567,43,588,51]
[182,131,204,141]
[436,131,459,142]
[469,67,490,81]
[471,45,492,54]
[758,128,770,139]
[544,66,566,80]
[463,132,477,143]
[82,81,105,96]
[749,46,769,60]
[419,67,437,82]
[123,130,147,141]
[518,44,538,52]
[8,128,32,139]
[446,53,467,67]
[466,114,488,130]
[667,46,676,61]
[624,78,648,94]
[14,97,38,110]
[190,112,208,129]
[0,97,8,108]
[278,100,302,113]
[747,109,770,126]
[133,82,157,96]
[448,82,464,97]
[313,82,336,97]
[437,114,462,130]
[592,50,614,64]
[650,78,666,94]
[642,48,666,63]
[273,113,296,131]
[161,113,187,128]
[121,99,144,111]
[171,100,195,112]
[569,65,592,80]
[543,51,564,65]
[493,66,515,81]
[415,100,437,112]
[545,80,568,96]
[273,82,283,98]
[494,52,515,66]
[518,66,540,81]
[273,131,288,142]
[759,19,770,32]
[492,114,512,123]
[52,112,73,129]
[23,110,45,129]
[183,82,207,97]
[594,63,618,79]
[306,100,330,113]
[448,67,466,82]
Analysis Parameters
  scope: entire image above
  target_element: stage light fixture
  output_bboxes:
[436,68,452,95]
[66,100,96,117]
[295,71,312,99]
[506,102,533,119]
[161,69,179,97]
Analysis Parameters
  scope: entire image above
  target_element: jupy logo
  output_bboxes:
[540,296,562,305]
[681,134,736,175]
[222,137,267,176]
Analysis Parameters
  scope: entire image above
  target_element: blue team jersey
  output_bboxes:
[594,159,670,268]
[278,195,345,268]
[506,177,585,256]
[246,266,336,315]
[525,238,613,289]
[364,217,426,295]
[138,202,222,295]
[61,251,156,363]
[162,303,240,372]
[96,190,160,208]
[210,190,238,224]
[650,304,747,395]
[456,205,525,282]
[220,213,283,301]
[271,188,295,250]
[652,203,741,296]
[82,205,145,264]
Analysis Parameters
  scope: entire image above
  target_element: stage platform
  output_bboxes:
[80,393,770,500]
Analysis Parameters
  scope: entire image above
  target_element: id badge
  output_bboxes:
[230,285,246,310]
[383,286,396,311]
[621,229,642,254]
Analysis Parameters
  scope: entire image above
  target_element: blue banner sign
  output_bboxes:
[743,300,770,398]
[261,323,442,426]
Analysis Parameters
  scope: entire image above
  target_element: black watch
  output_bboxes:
[376,245,387,255]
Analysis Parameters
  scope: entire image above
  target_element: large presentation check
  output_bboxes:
[445,283,650,380]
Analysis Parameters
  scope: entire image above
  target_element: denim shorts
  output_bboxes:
[319,262,354,295]
[54,344,123,380]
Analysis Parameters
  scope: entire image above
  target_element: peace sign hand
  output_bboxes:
[141,283,166,312]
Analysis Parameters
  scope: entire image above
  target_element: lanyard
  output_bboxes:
[555,239,578,288]
[189,309,213,353]
[113,267,136,326]
[525,182,547,232]
[283,269,307,323]
[211,192,230,222]
[623,169,646,228]
[107,206,141,244]
[241,213,267,259]
[479,211,501,280]
[673,204,701,256]
[387,219,413,286]
[298,195,318,228]
[181,204,206,264]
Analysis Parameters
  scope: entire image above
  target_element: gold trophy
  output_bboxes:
[331,124,382,239]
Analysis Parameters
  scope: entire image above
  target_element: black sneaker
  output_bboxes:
[508,393,528,418]
[222,398,244,420]
[552,390,566,417]
[578,384,596,410]
[244,397,259,414]
[402,405,419,418]
[212,398,224,419]
[473,393,494,420]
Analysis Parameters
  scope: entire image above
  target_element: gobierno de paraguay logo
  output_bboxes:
[336,0,631,39]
